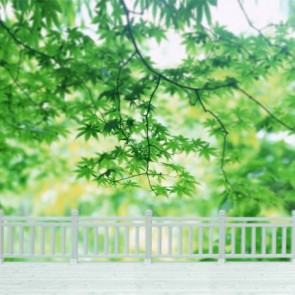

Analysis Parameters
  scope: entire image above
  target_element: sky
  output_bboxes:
[147,0,287,68]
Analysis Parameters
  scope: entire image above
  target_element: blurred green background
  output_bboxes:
[0,0,294,220]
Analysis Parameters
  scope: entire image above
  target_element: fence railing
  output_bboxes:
[0,209,295,263]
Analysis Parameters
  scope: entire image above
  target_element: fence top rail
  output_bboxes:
[3,216,219,221]
[226,217,292,222]
[2,222,71,227]
[78,217,145,221]
[225,223,292,227]
[151,217,218,221]
[3,217,71,221]
[1,216,293,222]
[1,209,294,224]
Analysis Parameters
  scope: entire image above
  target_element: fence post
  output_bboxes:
[71,209,79,264]
[145,210,153,263]
[292,210,295,263]
[218,210,226,263]
[0,210,3,264]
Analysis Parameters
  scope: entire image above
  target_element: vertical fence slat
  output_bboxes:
[178,226,182,255]
[262,227,266,255]
[19,226,24,255]
[8,225,13,255]
[168,225,172,256]
[94,226,98,255]
[282,226,287,255]
[71,209,79,263]
[145,210,152,263]
[40,225,45,255]
[157,226,162,255]
[0,210,3,263]
[30,226,35,255]
[125,226,129,255]
[50,226,55,255]
[241,226,246,255]
[271,227,277,255]
[83,226,88,255]
[135,225,139,254]
[292,211,295,262]
[231,226,235,255]
[251,227,256,255]
[114,225,119,255]
[208,225,213,255]
[40,226,45,255]
[61,226,66,255]
[218,210,226,262]
[188,226,193,255]
[104,226,109,255]
[198,225,203,255]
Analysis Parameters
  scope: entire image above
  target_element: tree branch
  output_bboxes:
[0,62,35,104]
[202,25,254,59]
[120,0,294,189]
[0,20,56,61]
[195,90,230,186]
[116,51,137,143]
[144,76,161,194]
[119,0,234,92]
[82,82,106,124]
[236,86,294,132]
[236,0,272,46]
[113,173,146,183]
[237,0,295,60]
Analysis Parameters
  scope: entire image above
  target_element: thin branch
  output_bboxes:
[236,0,272,46]
[195,90,230,186]
[149,143,173,157]
[15,49,23,81]
[236,0,295,72]
[145,77,161,165]
[119,0,234,92]
[0,63,35,104]
[116,51,137,143]
[144,76,161,194]
[236,86,294,132]
[120,0,293,187]
[82,83,107,124]
[260,22,291,31]
[0,20,56,61]
[127,0,150,16]
[113,171,172,184]
[121,1,294,137]
[113,173,146,183]
[128,9,144,15]
[202,25,254,59]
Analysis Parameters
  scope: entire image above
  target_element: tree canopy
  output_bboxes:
[0,0,294,216]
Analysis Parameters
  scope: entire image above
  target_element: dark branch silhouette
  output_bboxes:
[120,0,295,191]
[119,0,234,92]
[0,20,56,61]
[144,76,161,194]
[195,90,230,186]
[236,86,294,132]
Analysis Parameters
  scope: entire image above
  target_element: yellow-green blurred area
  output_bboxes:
[1,122,221,217]
[0,0,294,221]
[1,71,293,218]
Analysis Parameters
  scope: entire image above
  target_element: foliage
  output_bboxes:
[0,0,294,214]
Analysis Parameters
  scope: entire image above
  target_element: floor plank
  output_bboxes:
[1,262,295,294]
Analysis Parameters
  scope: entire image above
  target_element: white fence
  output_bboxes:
[0,209,295,263]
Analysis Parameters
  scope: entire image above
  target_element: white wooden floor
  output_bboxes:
[1,262,295,295]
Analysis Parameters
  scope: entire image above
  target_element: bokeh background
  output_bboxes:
[0,0,294,219]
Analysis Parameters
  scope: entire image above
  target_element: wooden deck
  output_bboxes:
[1,262,295,294]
